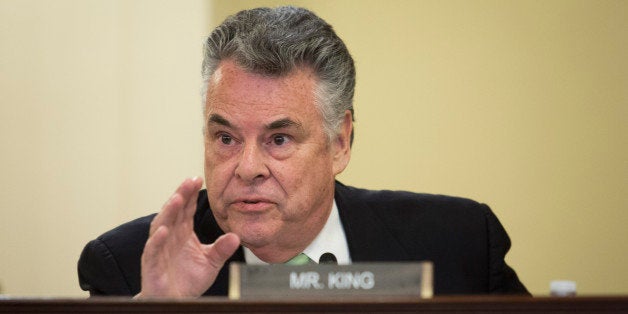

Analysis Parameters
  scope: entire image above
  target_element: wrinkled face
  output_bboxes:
[203,60,351,262]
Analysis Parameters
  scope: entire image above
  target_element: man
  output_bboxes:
[78,6,528,297]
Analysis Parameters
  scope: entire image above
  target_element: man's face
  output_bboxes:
[203,60,351,262]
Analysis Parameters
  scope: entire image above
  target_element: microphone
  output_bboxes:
[319,252,337,264]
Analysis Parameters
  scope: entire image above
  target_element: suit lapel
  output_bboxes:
[334,182,410,262]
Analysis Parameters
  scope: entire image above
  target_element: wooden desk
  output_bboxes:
[1,296,627,313]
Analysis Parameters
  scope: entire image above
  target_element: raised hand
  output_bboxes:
[136,177,240,297]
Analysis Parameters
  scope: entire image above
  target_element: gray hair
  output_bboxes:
[201,6,355,144]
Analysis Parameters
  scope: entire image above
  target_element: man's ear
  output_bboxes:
[332,110,353,176]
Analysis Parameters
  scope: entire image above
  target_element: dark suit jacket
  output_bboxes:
[78,181,529,296]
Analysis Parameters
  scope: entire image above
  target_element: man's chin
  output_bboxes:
[233,228,273,250]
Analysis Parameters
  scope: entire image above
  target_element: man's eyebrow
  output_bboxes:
[207,114,231,127]
[267,118,302,131]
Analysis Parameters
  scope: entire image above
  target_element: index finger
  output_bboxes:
[149,177,203,236]
[176,177,204,226]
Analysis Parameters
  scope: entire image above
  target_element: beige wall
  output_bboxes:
[0,0,626,296]
[0,0,209,296]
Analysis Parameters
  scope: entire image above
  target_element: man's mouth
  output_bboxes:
[231,197,274,212]
[243,200,260,204]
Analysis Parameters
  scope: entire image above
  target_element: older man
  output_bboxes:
[78,6,528,297]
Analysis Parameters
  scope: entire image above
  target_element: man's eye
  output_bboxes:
[219,134,233,145]
[272,134,288,146]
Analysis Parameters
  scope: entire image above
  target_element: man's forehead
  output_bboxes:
[206,62,318,104]
[203,59,321,133]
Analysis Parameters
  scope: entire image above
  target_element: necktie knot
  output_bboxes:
[285,253,312,265]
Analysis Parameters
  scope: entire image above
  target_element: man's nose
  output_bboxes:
[234,143,270,183]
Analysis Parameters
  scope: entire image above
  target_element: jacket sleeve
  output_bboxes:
[483,204,530,294]
[77,214,153,296]
[77,238,134,296]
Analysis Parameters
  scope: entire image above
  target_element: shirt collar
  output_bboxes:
[243,199,351,265]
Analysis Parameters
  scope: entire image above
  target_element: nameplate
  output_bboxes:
[228,261,433,300]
